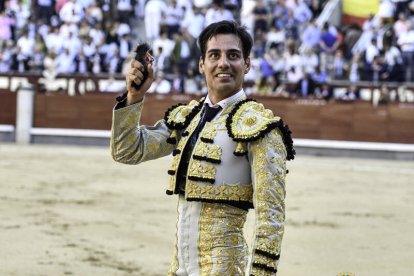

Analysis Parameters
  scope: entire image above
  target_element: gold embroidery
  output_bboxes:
[243,116,257,126]
[234,142,247,155]
[186,181,253,202]
[200,122,217,142]
[167,113,201,192]
[229,101,280,140]
[167,106,190,125]
[165,99,202,128]
[251,266,275,276]
[252,254,278,270]
[188,160,216,182]
[193,143,222,162]
[167,201,180,275]
[147,141,160,154]
[199,204,215,275]
[198,203,248,275]
[250,129,286,268]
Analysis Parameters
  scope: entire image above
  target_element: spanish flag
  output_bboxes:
[342,0,380,26]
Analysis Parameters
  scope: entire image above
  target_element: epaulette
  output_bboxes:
[164,98,204,144]
[226,99,295,160]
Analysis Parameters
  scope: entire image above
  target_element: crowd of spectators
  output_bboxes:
[0,0,144,87]
[1,0,414,102]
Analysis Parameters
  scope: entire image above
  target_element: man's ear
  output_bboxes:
[199,57,204,74]
[244,57,251,74]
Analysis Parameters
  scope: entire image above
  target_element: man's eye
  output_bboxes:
[229,53,240,59]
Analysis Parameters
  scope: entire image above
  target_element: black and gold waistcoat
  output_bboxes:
[163,96,294,210]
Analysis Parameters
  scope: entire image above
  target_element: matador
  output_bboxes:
[111,20,295,275]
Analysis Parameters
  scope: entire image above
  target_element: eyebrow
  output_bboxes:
[207,48,242,54]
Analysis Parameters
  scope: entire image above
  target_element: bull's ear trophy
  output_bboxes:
[131,42,154,90]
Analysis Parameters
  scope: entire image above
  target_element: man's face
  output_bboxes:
[199,34,250,102]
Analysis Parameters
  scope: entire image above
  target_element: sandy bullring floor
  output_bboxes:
[0,144,413,276]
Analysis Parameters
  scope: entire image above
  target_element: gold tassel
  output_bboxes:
[234,142,247,156]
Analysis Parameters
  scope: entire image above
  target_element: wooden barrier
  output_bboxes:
[30,93,414,144]
[0,91,17,125]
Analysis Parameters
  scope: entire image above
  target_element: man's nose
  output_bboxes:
[218,55,229,67]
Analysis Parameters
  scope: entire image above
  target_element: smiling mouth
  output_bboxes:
[216,73,232,78]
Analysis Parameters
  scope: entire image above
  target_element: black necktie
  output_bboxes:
[176,104,222,193]
[189,104,222,147]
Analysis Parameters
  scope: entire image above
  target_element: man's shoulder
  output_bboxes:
[164,97,204,130]
[226,99,280,141]
[226,99,295,160]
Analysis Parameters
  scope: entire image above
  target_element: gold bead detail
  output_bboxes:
[243,116,257,126]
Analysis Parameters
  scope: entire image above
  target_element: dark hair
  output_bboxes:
[198,20,253,60]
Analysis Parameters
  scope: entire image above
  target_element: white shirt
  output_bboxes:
[145,0,167,15]
[59,23,79,39]
[365,43,380,64]
[117,23,131,36]
[205,89,245,110]
[117,0,132,11]
[17,35,34,57]
[180,40,190,58]
[398,30,414,52]
[165,4,184,25]
[57,52,75,73]
[384,46,402,66]
[181,12,205,39]
[193,0,212,8]
[59,1,84,23]
[153,37,175,56]
[45,32,64,54]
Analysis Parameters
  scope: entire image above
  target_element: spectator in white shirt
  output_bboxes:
[293,0,313,24]
[59,20,79,39]
[89,22,106,46]
[204,4,218,27]
[393,12,410,38]
[116,21,131,37]
[117,0,133,23]
[165,1,184,38]
[118,34,132,62]
[43,50,58,81]
[56,47,75,73]
[181,7,205,40]
[9,0,30,31]
[0,43,13,72]
[86,1,103,24]
[266,26,285,52]
[365,38,380,64]
[16,29,35,58]
[300,47,319,75]
[193,0,212,8]
[205,4,233,26]
[82,37,96,58]
[153,31,175,56]
[397,21,414,81]
[145,0,167,41]
[65,31,82,56]
[214,4,234,22]
[383,43,402,66]
[59,0,84,24]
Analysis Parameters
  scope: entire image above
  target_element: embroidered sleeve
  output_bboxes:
[248,128,287,275]
[110,101,175,164]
